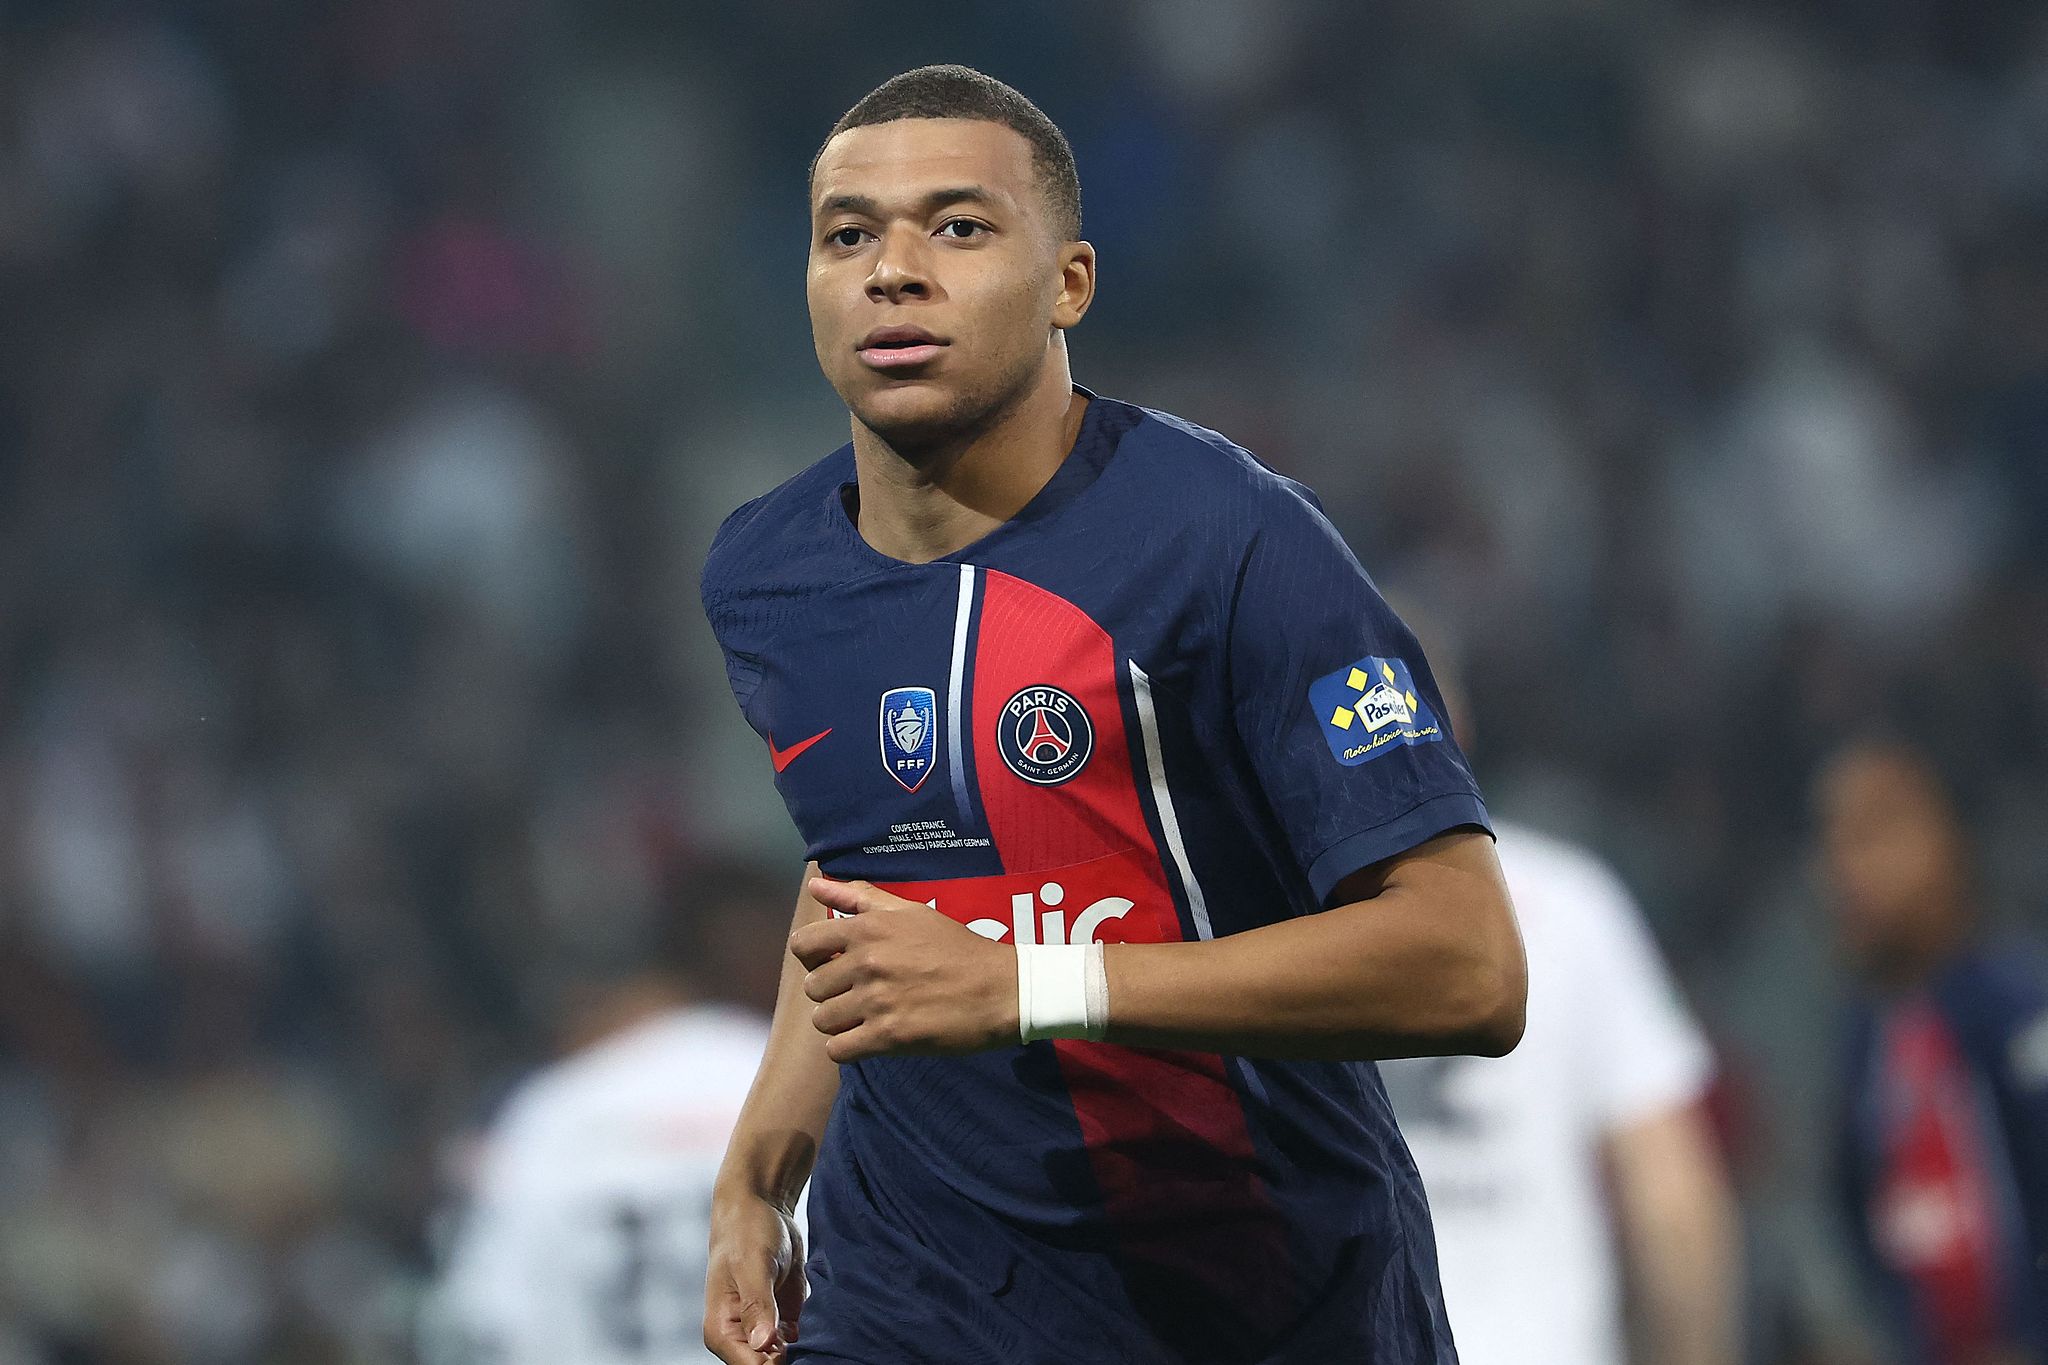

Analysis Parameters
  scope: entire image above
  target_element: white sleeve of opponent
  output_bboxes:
[1567,856,1715,1134]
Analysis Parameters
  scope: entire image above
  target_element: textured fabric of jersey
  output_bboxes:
[1385,821,1714,1365]
[701,391,1491,1364]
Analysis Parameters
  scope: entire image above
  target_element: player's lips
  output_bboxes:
[856,326,947,371]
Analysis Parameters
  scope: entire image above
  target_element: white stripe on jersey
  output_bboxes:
[948,564,977,825]
[1129,661,1214,941]
[1130,660,1269,1103]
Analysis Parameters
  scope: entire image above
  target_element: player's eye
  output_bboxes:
[937,219,989,240]
[827,226,869,248]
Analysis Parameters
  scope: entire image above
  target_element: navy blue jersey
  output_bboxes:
[1838,945,2048,1363]
[701,391,1491,1364]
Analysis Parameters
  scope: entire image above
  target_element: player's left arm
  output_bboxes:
[1090,828,1521,1058]
[794,829,1524,1062]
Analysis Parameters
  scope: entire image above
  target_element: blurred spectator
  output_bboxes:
[422,860,785,1365]
[1386,644,1740,1365]
[1816,739,2048,1364]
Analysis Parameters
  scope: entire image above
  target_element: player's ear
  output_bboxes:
[1052,240,1095,330]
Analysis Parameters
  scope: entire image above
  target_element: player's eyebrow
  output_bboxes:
[815,186,1000,221]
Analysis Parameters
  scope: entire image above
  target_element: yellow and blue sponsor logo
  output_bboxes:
[1309,656,1444,766]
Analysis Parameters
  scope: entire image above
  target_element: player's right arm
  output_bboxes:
[704,865,839,1365]
[1571,855,1738,1365]
[1605,1102,1740,1365]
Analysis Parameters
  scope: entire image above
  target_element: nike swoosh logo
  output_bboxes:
[768,728,832,773]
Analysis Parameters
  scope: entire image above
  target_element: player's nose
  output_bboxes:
[865,227,933,303]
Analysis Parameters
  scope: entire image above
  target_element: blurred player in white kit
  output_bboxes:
[1384,648,1741,1365]
[425,862,789,1365]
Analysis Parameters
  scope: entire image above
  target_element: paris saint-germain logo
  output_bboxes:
[879,686,938,792]
[997,685,1094,786]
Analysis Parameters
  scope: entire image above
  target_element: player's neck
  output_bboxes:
[1870,895,1975,995]
[848,360,1087,565]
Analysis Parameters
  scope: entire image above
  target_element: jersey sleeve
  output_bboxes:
[1225,486,1489,904]
[1978,951,2048,1188]
[1568,861,1715,1133]
[1987,962,2048,1326]
[699,504,767,726]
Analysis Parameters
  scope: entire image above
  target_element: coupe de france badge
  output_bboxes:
[1310,656,1445,766]
[880,686,938,792]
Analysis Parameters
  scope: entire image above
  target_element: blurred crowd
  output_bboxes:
[1,0,2045,1361]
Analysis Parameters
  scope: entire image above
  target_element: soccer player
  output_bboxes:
[427,866,782,1364]
[1816,738,2048,1364]
[1380,646,1738,1365]
[698,66,1526,1364]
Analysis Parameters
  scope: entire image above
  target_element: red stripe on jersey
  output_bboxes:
[1875,1002,2009,1359]
[969,568,1289,1333]
[971,570,1175,894]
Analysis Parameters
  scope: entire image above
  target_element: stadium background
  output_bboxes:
[2,0,2045,1360]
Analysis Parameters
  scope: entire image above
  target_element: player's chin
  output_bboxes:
[847,381,973,445]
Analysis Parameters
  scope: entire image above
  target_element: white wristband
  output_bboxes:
[1017,942,1110,1043]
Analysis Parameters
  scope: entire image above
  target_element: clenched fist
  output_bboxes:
[792,877,1020,1062]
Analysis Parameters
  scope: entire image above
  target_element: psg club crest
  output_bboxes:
[879,686,938,792]
[997,685,1094,786]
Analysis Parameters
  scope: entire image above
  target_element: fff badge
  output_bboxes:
[879,686,938,792]
[1310,656,1445,767]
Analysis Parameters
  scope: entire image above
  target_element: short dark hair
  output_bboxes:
[816,64,1082,241]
